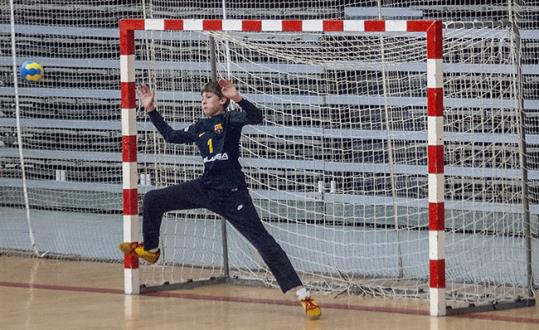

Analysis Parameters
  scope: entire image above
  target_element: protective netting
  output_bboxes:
[130,23,534,308]
[1,0,537,312]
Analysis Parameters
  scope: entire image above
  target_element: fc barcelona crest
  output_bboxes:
[214,123,223,134]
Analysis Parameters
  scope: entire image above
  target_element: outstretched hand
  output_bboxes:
[218,79,242,103]
[137,84,155,112]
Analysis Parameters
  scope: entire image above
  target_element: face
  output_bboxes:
[201,91,227,117]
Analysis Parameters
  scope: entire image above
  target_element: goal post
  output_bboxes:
[120,18,446,315]
[119,18,535,317]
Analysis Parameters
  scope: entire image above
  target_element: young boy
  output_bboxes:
[119,80,321,319]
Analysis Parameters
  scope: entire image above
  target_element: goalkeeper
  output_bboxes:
[119,79,321,319]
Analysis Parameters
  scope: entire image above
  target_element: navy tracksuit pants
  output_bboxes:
[142,179,303,293]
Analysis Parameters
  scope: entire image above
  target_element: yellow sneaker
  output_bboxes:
[118,242,160,264]
[300,297,321,319]
[118,242,138,255]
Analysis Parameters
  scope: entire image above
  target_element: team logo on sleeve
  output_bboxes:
[214,123,223,134]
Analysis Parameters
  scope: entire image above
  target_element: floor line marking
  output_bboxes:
[1,281,537,324]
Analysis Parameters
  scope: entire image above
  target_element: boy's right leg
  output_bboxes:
[141,179,210,250]
[119,180,210,261]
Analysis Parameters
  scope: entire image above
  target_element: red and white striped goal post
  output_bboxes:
[119,19,444,316]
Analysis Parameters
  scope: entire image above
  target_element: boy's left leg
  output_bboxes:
[209,188,321,319]
[210,188,302,293]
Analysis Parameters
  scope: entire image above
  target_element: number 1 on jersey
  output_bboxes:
[207,138,214,154]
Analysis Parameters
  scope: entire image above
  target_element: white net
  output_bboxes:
[132,22,534,308]
[1,0,537,313]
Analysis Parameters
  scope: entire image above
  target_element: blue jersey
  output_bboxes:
[148,99,263,190]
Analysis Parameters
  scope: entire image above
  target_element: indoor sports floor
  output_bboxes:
[1,256,538,330]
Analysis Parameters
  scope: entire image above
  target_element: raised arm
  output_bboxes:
[237,98,263,124]
[139,84,195,144]
[219,79,263,125]
[148,110,195,144]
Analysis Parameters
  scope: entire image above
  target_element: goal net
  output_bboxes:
[122,20,534,314]
[1,0,537,320]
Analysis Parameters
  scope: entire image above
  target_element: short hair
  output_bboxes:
[201,81,230,109]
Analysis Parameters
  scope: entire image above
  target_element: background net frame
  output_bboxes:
[1,0,537,318]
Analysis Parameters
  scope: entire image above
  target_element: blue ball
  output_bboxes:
[20,61,44,81]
